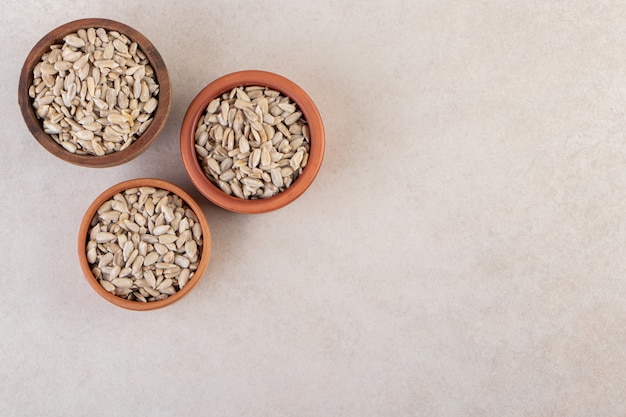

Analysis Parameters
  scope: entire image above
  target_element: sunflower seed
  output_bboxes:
[192,223,202,241]
[178,269,191,289]
[153,242,168,255]
[160,285,177,295]
[144,251,159,266]
[156,278,173,291]
[174,255,190,268]
[29,27,159,156]
[144,97,157,113]
[96,232,116,243]
[100,280,115,292]
[162,251,176,264]
[86,187,204,302]
[87,247,98,264]
[152,225,170,236]
[98,252,114,268]
[64,35,85,48]
[278,102,296,113]
[111,278,133,288]
[158,234,177,244]
[194,86,310,199]
[185,240,197,258]
[109,265,121,280]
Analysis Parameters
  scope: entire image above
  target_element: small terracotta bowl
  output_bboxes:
[18,18,172,168]
[78,178,211,310]
[180,70,325,214]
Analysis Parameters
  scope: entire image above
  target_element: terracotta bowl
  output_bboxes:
[78,178,211,310]
[180,70,325,214]
[18,18,171,168]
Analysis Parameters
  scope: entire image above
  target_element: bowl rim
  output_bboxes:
[180,70,325,214]
[18,17,172,168]
[77,178,212,310]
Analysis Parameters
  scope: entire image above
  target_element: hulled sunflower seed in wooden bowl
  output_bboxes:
[18,18,171,168]
[180,70,325,214]
[78,178,211,310]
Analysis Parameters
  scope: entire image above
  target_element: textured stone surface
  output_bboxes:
[3,1,626,415]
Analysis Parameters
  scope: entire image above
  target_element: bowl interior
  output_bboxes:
[180,70,325,213]
[78,178,211,310]
[18,18,171,168]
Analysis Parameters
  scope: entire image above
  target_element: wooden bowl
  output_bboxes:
[78,178,211,310]
[180,70,325,214]
[18,18,171,168]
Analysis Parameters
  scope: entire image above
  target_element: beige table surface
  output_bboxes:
[2,1,626,416]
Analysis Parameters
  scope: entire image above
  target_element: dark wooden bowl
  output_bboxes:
[18,18,171,168]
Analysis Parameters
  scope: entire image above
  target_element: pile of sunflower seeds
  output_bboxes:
[29,27,159,156]
[86,187,202,302]
[194,85,310,199]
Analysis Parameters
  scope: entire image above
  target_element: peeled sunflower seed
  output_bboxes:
[29,27,159,156]
[194,86,310,200]
[86,187,203,302]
